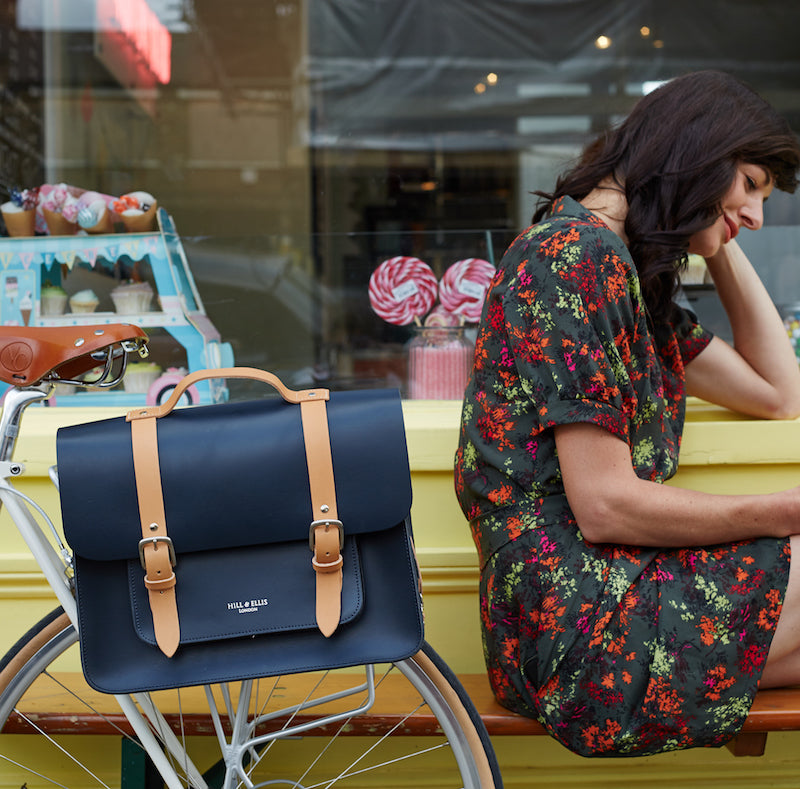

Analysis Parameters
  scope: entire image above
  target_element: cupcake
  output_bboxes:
[123,361,162,393]
[41,284,68,315]
[69,289,99,313]
[79,365,114,390]
[111,281,154,313]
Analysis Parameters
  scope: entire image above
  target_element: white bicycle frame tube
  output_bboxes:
[0,388,205,789]
[0,477,77,622]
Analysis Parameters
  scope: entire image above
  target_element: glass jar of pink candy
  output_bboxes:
[407,326,474,400]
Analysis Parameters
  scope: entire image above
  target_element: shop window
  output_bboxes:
[3,1,800,397]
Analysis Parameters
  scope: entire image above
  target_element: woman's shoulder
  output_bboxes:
[515,196,623,250]
[505,196,632,274]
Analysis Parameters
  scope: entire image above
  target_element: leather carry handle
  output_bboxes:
[127,367,343,655]
[127,367,329,422]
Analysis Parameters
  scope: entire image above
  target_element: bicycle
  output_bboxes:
[0,324,503,789]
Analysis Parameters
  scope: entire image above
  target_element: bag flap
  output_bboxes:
[58,388,411,561]
[127,537,363,645]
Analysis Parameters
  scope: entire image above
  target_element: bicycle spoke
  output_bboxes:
[314,702,429,789]
[1,614,499,788]
[10,709,113,788]
[285,719,351,788]
[45,670,139,744]
[0,753,71,789]
[305,743,453,789]
[245,671,337,775]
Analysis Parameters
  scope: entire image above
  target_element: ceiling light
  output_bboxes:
[595,35,612,50]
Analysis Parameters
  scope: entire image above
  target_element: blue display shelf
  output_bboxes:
[0,209,234,405]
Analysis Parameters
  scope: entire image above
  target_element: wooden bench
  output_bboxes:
[458,676,800,758]
[4,671,800,758]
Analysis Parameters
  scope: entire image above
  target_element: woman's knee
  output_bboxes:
[764,536,800,677]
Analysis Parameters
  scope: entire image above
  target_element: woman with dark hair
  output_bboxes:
[455,70,800,756]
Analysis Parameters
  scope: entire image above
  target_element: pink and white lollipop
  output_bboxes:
[424,305,459,327]
[369,256,438,325]
[439,258,495,322]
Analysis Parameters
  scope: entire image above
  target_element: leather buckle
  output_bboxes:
[309,519,344,551]
[138,536,177,570]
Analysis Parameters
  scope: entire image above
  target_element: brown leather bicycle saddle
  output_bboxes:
[0,324,148,385]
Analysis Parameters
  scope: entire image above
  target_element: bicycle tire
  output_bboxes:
[0,607,503,788]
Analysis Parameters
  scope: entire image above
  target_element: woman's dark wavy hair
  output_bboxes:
[532,70,800,326]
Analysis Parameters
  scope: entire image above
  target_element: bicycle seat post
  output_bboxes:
[0,386,51,462]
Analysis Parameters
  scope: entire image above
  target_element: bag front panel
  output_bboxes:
[75,519,423,694]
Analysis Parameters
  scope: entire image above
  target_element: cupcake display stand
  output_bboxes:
[0,208,234,406]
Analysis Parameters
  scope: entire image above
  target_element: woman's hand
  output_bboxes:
[555,421,800,546]
[685,239,800,419]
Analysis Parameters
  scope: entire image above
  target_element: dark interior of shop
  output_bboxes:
[2,0,800,390]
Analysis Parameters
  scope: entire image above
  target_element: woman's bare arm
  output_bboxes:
[555,421,800,546]
[685,239,800,419]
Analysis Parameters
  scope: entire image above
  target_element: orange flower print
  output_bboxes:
[539,227,580,258]
[488,483,515,507]
[699,615,717,647]
[703,665,737,702]
[582,720,623,752]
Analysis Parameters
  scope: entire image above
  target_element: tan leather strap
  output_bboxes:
[130,415,180,657]
[127,367,343,643]
[299,395,343,638]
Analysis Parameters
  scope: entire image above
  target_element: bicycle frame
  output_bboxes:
[0,387,75,619]
[0,385,201,788]
[0,383,387,789]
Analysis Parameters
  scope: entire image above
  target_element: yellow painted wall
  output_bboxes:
[3,399,800,787]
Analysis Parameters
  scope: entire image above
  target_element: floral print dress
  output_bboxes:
[454,196,790,757]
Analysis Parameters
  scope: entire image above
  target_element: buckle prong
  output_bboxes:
[309,519,344,551]
[138,536,177,569]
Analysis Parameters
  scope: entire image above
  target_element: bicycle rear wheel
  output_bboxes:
[0,608,502,788]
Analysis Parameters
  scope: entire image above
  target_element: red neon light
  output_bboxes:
[96,0,172,85]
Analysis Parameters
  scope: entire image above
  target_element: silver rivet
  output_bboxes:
[320,504,329,513]
[94,329,105,336]
[149,523,158,531]
[74,338,85,347]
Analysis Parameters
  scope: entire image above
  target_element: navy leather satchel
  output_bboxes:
[57,368,423,694]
